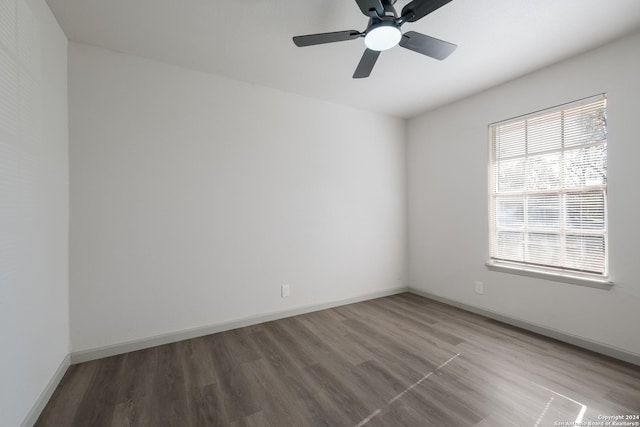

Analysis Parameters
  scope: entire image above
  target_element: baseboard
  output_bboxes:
[71,287,409,364]
[408,288,640,366]
[21,353,70,427]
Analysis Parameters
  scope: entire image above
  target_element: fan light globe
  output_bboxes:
[364,24,402,51]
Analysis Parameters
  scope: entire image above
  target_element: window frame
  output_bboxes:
[486,94,613,289]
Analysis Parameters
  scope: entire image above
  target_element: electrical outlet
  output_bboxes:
[475,281,484,295]
[281,284,290,298]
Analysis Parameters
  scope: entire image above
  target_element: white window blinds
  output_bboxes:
[489,94,608,278]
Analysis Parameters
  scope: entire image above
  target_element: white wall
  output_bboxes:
[408,31,640,357]
[68,42,406,353]
[0,0,69,425]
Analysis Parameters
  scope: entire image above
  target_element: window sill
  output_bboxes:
[485,262,613,290]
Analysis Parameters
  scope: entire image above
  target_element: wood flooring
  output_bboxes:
[35,293,640,426]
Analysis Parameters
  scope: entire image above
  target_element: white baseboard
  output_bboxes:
[71,287,410,364]
[409,288,640,366]
[21,353,70,427]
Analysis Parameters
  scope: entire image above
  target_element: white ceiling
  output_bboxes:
[46,0,640,118]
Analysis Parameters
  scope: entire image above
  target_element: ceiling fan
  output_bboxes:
[292,0,457,78]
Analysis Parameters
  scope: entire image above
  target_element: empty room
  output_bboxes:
[2,0,640,426]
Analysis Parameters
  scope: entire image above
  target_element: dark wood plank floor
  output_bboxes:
[36,293,640,426]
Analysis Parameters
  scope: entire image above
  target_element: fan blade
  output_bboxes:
[293,31,361,47]
[355,0,385,17]
[353,49,380,79]
[399,31,456,60]
[401,0,452,22]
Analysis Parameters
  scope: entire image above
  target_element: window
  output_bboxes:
[488,94,609,284]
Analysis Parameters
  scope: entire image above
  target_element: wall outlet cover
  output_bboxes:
[281,284,290,298]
